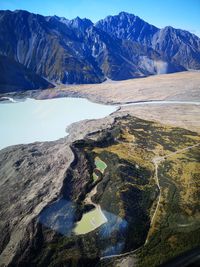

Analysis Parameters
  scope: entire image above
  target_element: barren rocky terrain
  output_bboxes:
[36,71,200,103]
[4,71,199,133]
[0,112,199,267]
[0,71,200,267]
[1,10,200,90]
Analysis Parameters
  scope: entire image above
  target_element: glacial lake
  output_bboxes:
[0,97,116,234]
[0,97,116,150]
[74,205,108,235]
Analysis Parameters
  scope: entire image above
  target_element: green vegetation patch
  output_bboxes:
[92,172,99,182]
[95,157,107,173]
[137,145,200,267]
[32,115,200,267]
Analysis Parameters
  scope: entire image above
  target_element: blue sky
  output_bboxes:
[0,0,200,36]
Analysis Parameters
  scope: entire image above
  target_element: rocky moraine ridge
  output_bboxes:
[0,111,199,267]
[0,10,200,91]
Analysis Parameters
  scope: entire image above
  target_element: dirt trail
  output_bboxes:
[82,158,108,225]
[84,184,98,207]
[147,143,200,242]
[101,143,200,260]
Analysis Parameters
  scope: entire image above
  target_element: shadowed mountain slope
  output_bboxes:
[96,12,200,70]
[0,10,199,92]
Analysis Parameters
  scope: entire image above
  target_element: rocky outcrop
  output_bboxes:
[0,115,115,267]
[0,10,105,90]
[1,112,199,267]
[1,10,199,92]
[96,12,200,70]
[0,115,158,266]
[96,12,159,47]
[0,55,53,92]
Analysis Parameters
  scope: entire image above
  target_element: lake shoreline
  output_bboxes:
[1,89,200,107]
[0,74,200,265]
[0,97,116,150]
[1,71,200,106]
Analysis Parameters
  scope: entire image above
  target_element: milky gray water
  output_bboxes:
[1,97,199,151]
[0,97,116,150]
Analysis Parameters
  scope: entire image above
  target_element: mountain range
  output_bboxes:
[0,10,200,92]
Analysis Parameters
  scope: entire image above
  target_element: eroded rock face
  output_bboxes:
[96,12,200,70]
[0,115,200,267]
[1,10,199,91]
[0,116,154,266]
[0,115,115,267]
[0,10,105,90]
[0,55,54,92]
[0,138,74,265]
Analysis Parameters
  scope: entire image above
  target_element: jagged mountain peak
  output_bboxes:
[95,11,159,46]
[116,11,144,23]
[160,25,199,38]
[69,16,93,28]
[53,15,93,32]
[13,9,30,14]
[118,11,135,16]
[96,11,159,29]
[99,11,137,22]
[0,9,199,91]
[96,11,200,69]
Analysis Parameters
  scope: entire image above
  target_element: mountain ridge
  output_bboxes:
[0,10,199,92]
[96,11,200,70]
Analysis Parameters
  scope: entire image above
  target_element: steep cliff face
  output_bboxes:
[96,12,159,47]
[0,55,53,92]
[0,116,158,266]
[1,10,199,91]
[0,115,199,267]
[151,26,200,69]
[96,12,200,70]
[0,10,105,87]
[0,10,159,86]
